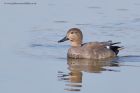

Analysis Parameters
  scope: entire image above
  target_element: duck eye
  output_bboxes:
[71,32,74,34]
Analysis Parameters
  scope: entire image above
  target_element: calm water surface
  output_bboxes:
[0,0,140,93]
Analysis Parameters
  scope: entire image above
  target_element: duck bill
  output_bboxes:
[58,36,69,43]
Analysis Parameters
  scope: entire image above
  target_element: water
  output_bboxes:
[0,0,140,93]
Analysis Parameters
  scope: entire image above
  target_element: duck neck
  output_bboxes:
[71,41,82,47]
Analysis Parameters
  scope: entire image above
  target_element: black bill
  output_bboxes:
[58,36,69,43]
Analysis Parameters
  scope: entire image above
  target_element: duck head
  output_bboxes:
[58,28,83,47]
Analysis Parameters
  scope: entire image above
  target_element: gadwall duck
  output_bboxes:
[58,28,123,59]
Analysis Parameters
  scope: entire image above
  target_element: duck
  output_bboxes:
[58,28,123,59]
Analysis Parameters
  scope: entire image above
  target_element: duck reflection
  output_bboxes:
[68,58,120,73]
[58,58,120,92]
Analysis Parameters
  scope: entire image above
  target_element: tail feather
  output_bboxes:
[104,41,124,55]
[110,46,124,55]
[101,41,123,55]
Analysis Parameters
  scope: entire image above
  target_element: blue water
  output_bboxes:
[0,0,140,93]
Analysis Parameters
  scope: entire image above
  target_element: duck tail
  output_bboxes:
[110,46,124,55]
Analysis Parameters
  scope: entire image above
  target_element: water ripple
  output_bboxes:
[117,8,128,11]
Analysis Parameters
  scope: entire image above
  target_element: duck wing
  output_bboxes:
[101,40,124,55]
[100,40,121,46]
